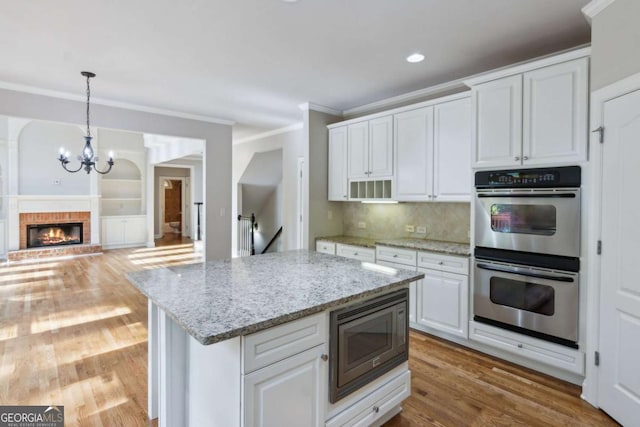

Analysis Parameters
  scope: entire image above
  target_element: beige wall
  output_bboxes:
[304,109,344,249]
[341,202,470,244]
[591,0,640,90]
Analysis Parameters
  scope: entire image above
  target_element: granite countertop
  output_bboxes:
[316,236,471,256]
[315,235,378,248]
[126,250,423,345]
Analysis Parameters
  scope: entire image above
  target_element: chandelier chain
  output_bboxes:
[86,74,91,138]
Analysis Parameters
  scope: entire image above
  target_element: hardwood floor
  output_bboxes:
[0,245,617,426]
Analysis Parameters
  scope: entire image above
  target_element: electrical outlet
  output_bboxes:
[416,226,426,234]
[405,225,415,233]
[357,221,366,229]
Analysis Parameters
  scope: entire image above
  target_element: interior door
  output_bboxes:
[598,88,640,426]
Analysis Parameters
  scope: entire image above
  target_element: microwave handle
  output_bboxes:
[476,263,574,283]
[396,306,406,346]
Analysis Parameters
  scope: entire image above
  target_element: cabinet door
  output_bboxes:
[347,122,369,179]
[101,218,125,246]
[369,116,393,177]
[416,268,468,338]
[472,75,523,168]
[394,107,433,201]
[523,57,588,165]
[124,217,147,245]
[328,127,349,201]
[433,98,472,201]
[244,344,326,427]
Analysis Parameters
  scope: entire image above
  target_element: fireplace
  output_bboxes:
[27,223,84,249]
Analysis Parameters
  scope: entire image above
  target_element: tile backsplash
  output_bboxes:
[342,202,470,244]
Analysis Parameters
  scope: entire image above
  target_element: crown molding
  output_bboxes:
[297,102,343,117]
[343,79,468,117]
[0,80,236,126]
[582,0,617,24]
[233,122,304,145]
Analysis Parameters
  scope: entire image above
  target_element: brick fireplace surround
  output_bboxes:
[8,211,101,262]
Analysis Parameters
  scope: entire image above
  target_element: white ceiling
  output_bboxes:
[0,0,591,140]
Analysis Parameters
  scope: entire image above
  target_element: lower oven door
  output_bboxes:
[473,259,579,344]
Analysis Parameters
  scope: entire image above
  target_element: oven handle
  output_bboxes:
[476,193,576,198]
[476,263,575,283]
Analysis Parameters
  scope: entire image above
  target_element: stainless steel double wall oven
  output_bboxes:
[473,166,581,348]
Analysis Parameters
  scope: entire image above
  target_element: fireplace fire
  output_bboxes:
[27,223,83,249]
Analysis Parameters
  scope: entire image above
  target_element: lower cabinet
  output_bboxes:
[469,320,584,375]
[101,215,146,249]
[335,243,375,262]
[244,344,327,427]
[325,370,410,427]
[416,268,468,338]
[316,240,337,255]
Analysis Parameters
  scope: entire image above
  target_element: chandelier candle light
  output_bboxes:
[58,71,114,174]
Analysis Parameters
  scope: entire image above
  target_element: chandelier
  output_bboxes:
[58,71,114,174]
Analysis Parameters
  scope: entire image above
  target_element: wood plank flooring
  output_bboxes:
[0,244,617,426]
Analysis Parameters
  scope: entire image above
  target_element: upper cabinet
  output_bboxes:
[347,116,393,180]
[467,49,589,169]
[394,96,471,202]
[328,127,348,201]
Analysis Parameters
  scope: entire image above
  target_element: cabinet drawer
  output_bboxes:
[375,246,417,267]
[469,321,584,375]
[325,370,410,427]
[336,244,375,263]
[316,241,336,255]
[417,251,469,275]
[243,312,327,374]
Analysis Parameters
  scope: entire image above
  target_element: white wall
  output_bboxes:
[252,182,283,254]
[18,121,90,195]
[0,88,232,260]
[232,128,303,254]
[591,0,640,90]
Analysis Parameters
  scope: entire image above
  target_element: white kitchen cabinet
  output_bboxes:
[413,251,469,338]
[469,53,589,169]
[325,370,410,427]
[394,96,471,202]
[471,75,523,168]
[244,343,327,427]
[328,127,349,201]
[336,243,375,263]
[522,58,589,165]
[316,240,336,255]
[101,215,146,249]
[469,320,584,375]
[394,107,434,201]
[433,97,472,201]
[348,116,393,180]
[416,268,468,338]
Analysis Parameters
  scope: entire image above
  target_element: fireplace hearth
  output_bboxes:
[27,223,84,249]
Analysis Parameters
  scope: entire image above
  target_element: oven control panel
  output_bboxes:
[475,166,581,188]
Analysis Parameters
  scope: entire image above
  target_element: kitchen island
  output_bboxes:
[126,250,424,427]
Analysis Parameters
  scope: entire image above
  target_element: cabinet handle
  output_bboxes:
[321,354,328,362]
[427,195,433,199]
[354,252,359,256]
[393,254,398,258]
[514,156,520,161]
[438,261,444,265]
[343,195,347,199]
[433,195,438,199]
[517,343,523,349]
[523,155,529,161]
[373,406,380,413]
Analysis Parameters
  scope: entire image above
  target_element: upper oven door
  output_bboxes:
[474,188,580,257]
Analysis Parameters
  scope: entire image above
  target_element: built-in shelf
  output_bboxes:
[349,179,393,200]
[100,158,143,216]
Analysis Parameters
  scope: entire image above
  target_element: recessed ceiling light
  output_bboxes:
[406,53,425,63]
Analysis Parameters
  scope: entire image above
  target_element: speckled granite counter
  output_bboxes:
[126,250,423,345]
[316,236,471,256]
[315,235,378,248]
[375,238,471,256]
